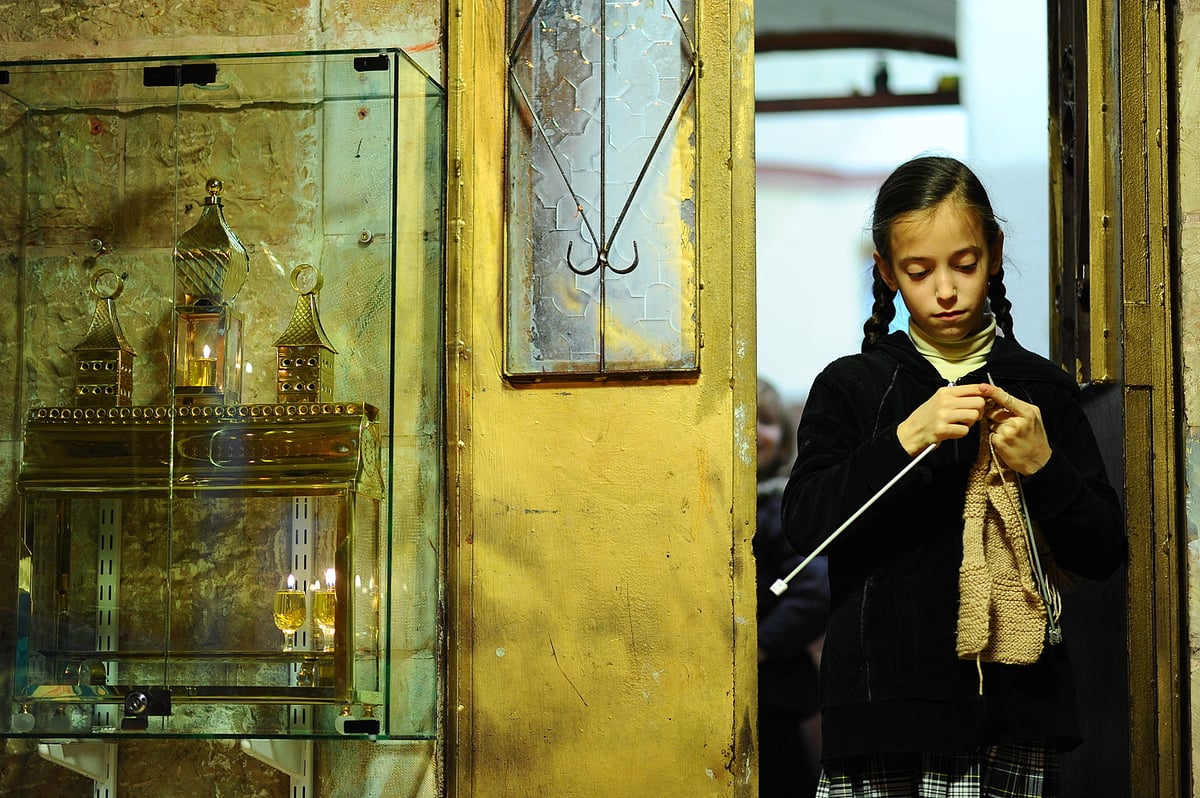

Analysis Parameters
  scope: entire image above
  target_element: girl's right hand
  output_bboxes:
[895,384,987,456]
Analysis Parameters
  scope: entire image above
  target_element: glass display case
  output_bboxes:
[0,50,445,741]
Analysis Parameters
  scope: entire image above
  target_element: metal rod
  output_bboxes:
[771,442,937,595]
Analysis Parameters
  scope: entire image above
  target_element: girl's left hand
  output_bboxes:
[978,383,1052,476]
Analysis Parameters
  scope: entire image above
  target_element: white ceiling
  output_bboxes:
[755,0,956,47]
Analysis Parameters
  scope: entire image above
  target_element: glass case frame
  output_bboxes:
[0,49,446,741]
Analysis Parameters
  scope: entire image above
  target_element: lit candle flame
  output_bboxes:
[325,568,336,588]
[202,344,211,359]
[286,573,296,590]
[312,580,321,591]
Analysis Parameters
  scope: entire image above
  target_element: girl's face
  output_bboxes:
[874,200,1002,342]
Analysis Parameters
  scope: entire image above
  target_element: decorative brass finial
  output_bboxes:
[173,177,249,306]
[289,262,324,296]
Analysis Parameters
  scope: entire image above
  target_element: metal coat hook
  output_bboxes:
[565,240,639,277]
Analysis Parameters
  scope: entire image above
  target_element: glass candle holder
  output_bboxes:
[273,578,306,652]
[188,351,218,387]
[312,587,337,652]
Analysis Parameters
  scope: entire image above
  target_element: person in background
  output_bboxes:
[756,377,829,798]
[781,155,1124,797]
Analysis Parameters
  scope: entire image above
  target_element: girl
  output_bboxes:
[780,156,1124,797]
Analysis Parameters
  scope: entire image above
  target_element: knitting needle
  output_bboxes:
[770,441,937,595]
[984,372,1063,645]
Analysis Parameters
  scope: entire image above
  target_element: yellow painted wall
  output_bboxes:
[1173,2,1200,791]
[446,1,758,794]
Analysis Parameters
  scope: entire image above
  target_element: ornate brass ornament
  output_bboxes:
[173,177,249,306]
[171,178,248,405]
[73,269,135,407]
[273,264,338,404]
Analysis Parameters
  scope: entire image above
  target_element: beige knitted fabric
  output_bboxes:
[956,422,1047,665]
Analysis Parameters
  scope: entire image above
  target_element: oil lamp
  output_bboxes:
[173,307,242,404]
[171,177,249,405]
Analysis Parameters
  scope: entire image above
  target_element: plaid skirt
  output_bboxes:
[815,742,1058,798]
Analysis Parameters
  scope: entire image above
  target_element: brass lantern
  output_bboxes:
[73,269,135,407]
[273,263,338,404]
[171,178,249,405]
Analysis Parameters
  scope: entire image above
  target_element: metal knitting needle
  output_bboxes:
[770,441,938,595]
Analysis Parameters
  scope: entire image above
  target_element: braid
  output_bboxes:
[862,270,897,352]
[988,266,1017,342]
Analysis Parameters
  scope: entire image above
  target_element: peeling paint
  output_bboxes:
[734,402,753,466]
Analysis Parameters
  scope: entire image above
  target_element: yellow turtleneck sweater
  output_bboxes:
[909,317,997,382]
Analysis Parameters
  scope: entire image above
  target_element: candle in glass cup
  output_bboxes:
[188,344,217,387]
[313,570,337,652]
[273,573,306,652]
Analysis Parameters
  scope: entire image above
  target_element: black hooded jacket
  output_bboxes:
[781,331,1125,760]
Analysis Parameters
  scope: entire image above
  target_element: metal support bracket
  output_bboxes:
[96,498,122,731]
[239,496,318,798]
[38,741,117,796]
[240,738,313,797]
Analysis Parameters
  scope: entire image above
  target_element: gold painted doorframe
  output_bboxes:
[1049,1,1181,795]
[444,1,759,796]
[1114,3,1182,794]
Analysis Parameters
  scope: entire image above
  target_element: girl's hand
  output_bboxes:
[979,383,1052,475]
[896,384,987,456]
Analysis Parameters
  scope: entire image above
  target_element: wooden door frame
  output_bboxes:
[1048,1,1183,795]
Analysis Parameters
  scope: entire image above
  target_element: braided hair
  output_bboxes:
[862,156,1015,352]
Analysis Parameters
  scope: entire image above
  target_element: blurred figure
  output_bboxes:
[756,377,829,798]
